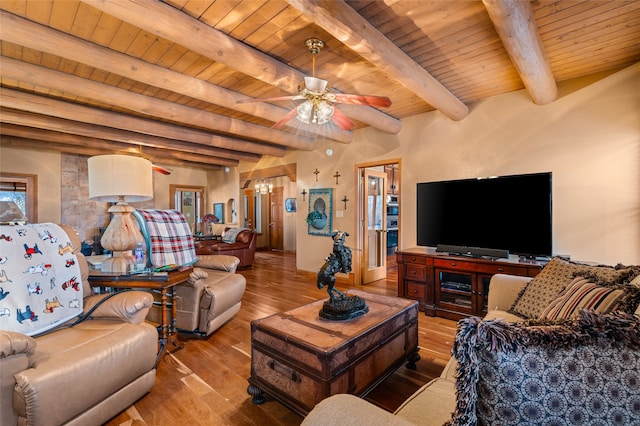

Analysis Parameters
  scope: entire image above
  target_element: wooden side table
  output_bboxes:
[88,267,192,359]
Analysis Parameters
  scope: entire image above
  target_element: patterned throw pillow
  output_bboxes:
[539,276,625,320]
[509,257,584,319]
[509,257,634,319]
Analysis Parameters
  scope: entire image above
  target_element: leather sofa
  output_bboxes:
[0,224,157,426]
[303,258,640,425]
[195,228,256,268]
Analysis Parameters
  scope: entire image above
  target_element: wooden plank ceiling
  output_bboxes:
[1,0,638,171]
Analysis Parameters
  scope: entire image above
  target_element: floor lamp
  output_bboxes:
[88,155,153,273]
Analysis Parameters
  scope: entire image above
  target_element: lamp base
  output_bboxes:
[100,201,143,274]
[101,252,136,274]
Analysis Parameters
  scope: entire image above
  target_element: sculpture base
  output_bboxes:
[319,294,369,321]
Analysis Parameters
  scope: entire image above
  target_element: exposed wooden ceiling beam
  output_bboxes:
[0,56,314,151]
[239,164,298,189]
[0,10,351,144]
[0,123,241,167]
[0,126,228,168]
[0,108,241,167]
[82,0,402,135]
[285,0,469,121]
[0,136,220,170]
[0,86,284,158]
[482,0,557,105]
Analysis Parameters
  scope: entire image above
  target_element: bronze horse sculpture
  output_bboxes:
[317,230,351,300]
[317,231,368,320]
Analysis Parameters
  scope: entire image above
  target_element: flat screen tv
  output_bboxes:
[416,172,552,258]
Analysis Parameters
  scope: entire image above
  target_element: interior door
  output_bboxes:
[269,187,284,251]
[362,169,387,283]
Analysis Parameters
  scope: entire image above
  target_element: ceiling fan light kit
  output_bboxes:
[237,38,391,133]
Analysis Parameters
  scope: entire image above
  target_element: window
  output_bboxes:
[0,173,37,222]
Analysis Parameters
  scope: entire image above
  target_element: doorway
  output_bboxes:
[268,187,284,251]
[362,169,387,283]
[356,160,401,285]
[169,184,205,235]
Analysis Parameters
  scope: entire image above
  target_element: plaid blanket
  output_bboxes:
[134,209,197,268]
[0,223,83,336]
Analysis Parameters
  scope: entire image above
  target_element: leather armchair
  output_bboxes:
[144,254,246,337]
[195,228,257,268]
[177,255,246,336]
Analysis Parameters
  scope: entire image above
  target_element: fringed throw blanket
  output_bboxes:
[0,223,83,336]
[449,311,640,426]
[134,209,197,268]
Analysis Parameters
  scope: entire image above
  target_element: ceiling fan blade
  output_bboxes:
[271,106,300,129]
[152,164,172,175]
[237,95,305,104]
[331,107,355,131]
[331,93,392,108]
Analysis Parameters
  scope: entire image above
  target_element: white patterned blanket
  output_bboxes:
[0,223,83,336]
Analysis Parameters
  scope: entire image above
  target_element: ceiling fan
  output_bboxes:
[237,39,392,131]
[135,145,172,175]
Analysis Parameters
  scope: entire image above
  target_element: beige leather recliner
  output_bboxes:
[147,255,247,337]
[0,225,158,426]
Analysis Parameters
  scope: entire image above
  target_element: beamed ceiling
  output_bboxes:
[1,0,639,171]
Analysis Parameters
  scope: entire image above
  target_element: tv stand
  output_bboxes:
[397,248,545,320]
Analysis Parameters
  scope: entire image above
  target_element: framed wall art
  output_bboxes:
[285,198,297,213]
[307,188,333,236]
[213,203,224,224]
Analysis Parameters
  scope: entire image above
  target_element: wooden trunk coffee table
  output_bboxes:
[247,289,420,416]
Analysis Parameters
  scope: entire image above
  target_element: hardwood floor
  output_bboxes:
[105,251,457,425]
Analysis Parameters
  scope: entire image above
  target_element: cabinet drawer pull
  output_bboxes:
[410,269,417,275]
[268,359,300,383]
[411,257,417,261]
[412,288,419,294]
[498,268,505,272]
[450,262,457,267]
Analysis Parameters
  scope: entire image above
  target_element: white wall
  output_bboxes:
[240,63,640,270]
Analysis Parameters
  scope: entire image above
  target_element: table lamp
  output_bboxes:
[88,155,153,273]
[0,201,28,224]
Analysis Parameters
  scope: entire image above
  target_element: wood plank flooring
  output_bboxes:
[105,252,457,425]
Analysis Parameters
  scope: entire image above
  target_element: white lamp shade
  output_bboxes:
[0,201,28,223]
[88,155,153,202]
